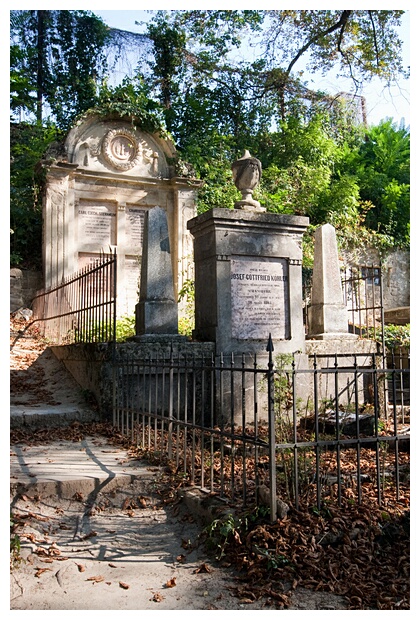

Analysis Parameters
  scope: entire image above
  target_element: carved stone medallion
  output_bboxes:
[102,128,142,171]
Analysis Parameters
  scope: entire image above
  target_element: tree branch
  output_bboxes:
[368,10,381,68]
[286,10,352,76]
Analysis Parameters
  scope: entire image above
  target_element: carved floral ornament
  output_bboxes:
[101,128,159,172]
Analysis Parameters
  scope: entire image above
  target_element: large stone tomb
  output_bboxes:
[41,113,200,317]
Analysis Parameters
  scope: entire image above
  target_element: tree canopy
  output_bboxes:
[9,9,410,268]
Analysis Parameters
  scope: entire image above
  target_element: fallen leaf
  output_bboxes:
[35,567,52,577]
[176,554,186,563]
[108,563,118,568]
[194,563,212,574]
[138,496,148,508]
[76,563,86,572]
[151,592,164,602]
[81,531,97,540]
[86,575,104,582]
[119,582,130,589]
[165,577,177,588]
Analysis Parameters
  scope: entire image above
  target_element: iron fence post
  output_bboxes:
[267,334,277,523]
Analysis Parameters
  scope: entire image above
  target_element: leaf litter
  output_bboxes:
[10,313,409,610]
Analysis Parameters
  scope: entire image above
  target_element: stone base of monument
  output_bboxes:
[135,300,181,337]
[307,303,357,340]
[234,200,266,212]
[307,332,358,340]
[130,334,187,343]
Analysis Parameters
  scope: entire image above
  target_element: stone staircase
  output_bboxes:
[10,314,99,429]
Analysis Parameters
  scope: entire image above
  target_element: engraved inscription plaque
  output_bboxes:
[125,207,145,251]
[231,256,290,340]
[124,256,142,313]
[78,204,116,247]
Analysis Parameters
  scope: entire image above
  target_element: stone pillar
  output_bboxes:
[307,223,356,339]
[135,206,179,336]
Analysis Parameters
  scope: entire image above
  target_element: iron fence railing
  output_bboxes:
[114,342,409,522]
[303,265,385,347]
[342,265,384,344]
[31,251,117,345]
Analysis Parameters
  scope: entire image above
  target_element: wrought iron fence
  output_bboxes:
[342,265,384,343]
[31,251,117,345]
[114,342,409,522]
[303,264,385,348]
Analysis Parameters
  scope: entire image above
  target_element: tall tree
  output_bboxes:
[10,10,111,128]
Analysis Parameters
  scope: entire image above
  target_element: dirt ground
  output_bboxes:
[10,476,349,612]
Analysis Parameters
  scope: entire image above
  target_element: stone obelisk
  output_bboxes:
[307,223,355,339]
[135,206,179,337]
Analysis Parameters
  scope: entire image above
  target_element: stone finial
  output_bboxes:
[231,150,265,212]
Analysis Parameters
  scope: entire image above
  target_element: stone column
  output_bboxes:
[42,163,78,289]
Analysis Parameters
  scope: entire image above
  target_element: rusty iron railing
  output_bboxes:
[31,251,117,345]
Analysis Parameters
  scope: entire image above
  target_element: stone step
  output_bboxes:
[10,405,100,429]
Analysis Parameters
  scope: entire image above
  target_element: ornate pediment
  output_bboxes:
[64,114,177,179]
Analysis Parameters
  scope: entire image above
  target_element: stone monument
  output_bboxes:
[188,153,309,355]
[41,113,201,317]
[307,223,356,339]
[135,206,180,337]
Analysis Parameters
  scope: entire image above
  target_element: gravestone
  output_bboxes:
[307,223,356,339]
[187,209,309,355]
[41,113,200,317]
[135,206,179,336]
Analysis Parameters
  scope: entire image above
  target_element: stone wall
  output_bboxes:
[341,247,410,311]
[10,269,42,312]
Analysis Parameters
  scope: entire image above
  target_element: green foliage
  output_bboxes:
[370,323,410,351]
[93,77,166,134]
[115,315,136,342]
[147,13,187,121]
[337,119,410,247]
[177,275,195,337]
[206,506,269,560]
[10,515,22,569]
[10,122,63,268]
[11,10,111,129]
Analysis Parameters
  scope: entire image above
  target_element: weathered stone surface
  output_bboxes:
[41,113,200,318]
[302,410,376,436]
[135,206,179,335]
[187,208,309,355]
[308,224,355,339]
[384,306,410,325]
[10,269,43,312]
[231,150,265,212]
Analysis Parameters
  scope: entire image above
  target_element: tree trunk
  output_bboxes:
[36,10,46,123]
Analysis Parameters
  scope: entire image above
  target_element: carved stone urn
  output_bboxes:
[231,150,265,212]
